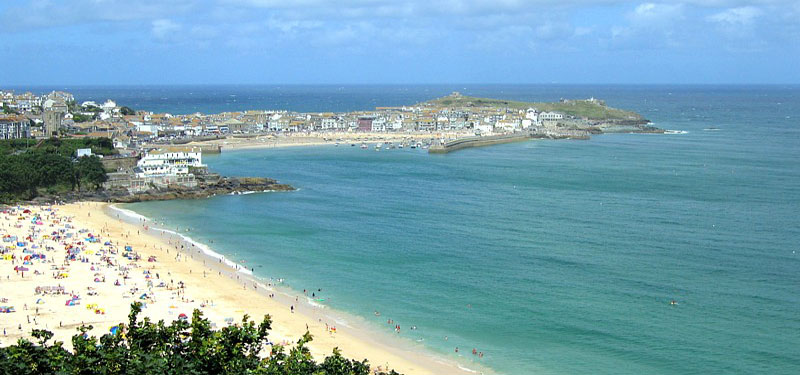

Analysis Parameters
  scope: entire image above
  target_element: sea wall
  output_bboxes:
[428,133,532,154]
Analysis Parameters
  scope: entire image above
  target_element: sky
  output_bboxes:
[0,0,798,85]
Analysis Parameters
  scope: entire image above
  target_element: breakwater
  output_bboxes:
[428,133,532,153]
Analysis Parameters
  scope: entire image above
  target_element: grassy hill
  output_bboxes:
[420,95,645,122]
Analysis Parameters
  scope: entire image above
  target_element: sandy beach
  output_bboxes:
[185,131,470,151]
[0,202,479,375]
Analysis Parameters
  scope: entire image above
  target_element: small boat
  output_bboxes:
[360,143,368,149]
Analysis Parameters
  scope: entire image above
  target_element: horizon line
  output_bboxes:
[3,83,800,88]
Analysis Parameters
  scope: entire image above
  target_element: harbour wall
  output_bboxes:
[428,133,532,154]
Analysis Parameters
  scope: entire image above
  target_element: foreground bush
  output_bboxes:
[0,302,399,375]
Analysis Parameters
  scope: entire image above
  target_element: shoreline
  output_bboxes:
[108,202,492,375]
[0,202,487,375]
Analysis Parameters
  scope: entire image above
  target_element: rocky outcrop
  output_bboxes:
[111,177,294,203]
[38,177,294,204]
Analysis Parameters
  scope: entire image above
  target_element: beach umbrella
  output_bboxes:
[17,266,29,272]
[110,326,119,335]
[178,313,188,320]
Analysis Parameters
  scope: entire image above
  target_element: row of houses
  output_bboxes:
[0,115,30,140]
[1,88,577,144]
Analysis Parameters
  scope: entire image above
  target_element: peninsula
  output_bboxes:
[1,88,658,203]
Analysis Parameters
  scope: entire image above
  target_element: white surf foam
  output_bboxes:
[108,204,252,276]
[161,228,253,276]
[109,204,149,221]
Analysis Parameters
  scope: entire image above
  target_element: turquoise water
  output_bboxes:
[127,86,800,374]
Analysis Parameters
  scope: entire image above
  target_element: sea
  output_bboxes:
[32,85,800,374]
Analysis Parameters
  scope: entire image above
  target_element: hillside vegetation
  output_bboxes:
[0,138,114,202]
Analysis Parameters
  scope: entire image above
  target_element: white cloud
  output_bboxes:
[706,6,767,51]
[1,0,798,57]
[604,3,688,50]
[151,19,181,40]
[629,3,685,26]
[708,6,763,25]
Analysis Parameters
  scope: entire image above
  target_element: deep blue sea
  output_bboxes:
[77,85,800,374]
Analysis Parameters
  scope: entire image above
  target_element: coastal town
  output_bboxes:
[1,89,647,143]
[1,88,657,200]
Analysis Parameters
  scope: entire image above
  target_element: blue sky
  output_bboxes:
[0,0,798,84]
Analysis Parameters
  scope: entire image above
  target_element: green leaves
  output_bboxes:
[76,155,107,191]
[0,303,392,375]
[0,138,115,202]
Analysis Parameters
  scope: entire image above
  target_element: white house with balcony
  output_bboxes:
[134,147,205,178]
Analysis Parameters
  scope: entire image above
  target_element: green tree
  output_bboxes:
[0,303,385,375]
[72,113,93,123]
[75,155,107,191]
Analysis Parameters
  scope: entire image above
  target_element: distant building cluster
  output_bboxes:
[1,88,620,195]
[0,89,584,146]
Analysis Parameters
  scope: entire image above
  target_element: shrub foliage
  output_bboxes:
[0,303,398,375]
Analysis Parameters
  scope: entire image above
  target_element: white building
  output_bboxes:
[136,123,161,136]
[135,147,205,178]
[321,117,337,130]
[495,118,519,132]
[525,108,539,123]
[371,117,387,132]
[101,100,117,112]
[521,119,533,129]
[76,148,93,158]
[0,115,30,139]
[474,123,494,135]
[539,112,563,121]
